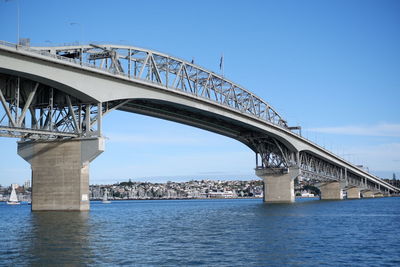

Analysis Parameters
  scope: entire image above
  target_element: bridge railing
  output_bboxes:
[0,40,109,75]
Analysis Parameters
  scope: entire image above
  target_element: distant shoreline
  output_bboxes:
[91,196,324,201]
[91,196,263,201]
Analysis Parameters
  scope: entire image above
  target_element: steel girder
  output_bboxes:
[0,74,127,140]
[298,152,395,192]
[299,152,343,182]
[29,43,289,129]
[244,134,296,169]
[0,41,398,194]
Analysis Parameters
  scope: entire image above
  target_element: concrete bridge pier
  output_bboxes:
[18,138,104,211]
[362,190,375,198]
[319,181,344,200]
[256,167,300,203]
[346,186,361,199]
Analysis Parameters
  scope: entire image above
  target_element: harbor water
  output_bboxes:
[1,197,400,266]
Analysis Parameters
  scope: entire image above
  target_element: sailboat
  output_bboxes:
[7,185,20,205]
[102,189,111,204]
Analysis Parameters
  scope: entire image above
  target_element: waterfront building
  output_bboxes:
[24,180,31,189]
[301,191,315,198]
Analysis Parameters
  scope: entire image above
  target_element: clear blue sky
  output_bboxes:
[0,0,399,186]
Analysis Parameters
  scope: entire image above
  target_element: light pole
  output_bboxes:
[69,22,85,65]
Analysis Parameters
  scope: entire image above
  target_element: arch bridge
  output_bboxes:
[0,41,398,210]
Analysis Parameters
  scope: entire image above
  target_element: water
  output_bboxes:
[1,198,400,266]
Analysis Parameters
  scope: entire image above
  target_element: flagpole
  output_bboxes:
[222,53,224,77]
[220,53,224,77]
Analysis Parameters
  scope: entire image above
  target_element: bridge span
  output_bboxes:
[0,40,398,210]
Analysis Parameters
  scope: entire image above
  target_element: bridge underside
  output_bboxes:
[1,74,398,210]
[0,42,399,210]
[120,99,254,145]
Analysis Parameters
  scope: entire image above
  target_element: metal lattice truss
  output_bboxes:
[243,138,389,191]
[347,171,367,188]
[347,171,385,192]
[245,135,296,169]
[0,75,126,140]
[244,135,367,189]
[35,44,289,128]
[299,152,343,182]
[1,42,397,193]
[244,134,358,187]
[298,152,390,191]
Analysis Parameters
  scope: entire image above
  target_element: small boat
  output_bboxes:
[7,185,20,205]
[102,189,111,204]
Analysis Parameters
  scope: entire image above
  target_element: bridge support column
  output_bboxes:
[362,190,374,198]
[18,138,104,211]
[346,187,361,199]
[319,181,344,200]
[256,167,300,203]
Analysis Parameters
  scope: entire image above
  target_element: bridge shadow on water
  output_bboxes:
[27,211,94,266]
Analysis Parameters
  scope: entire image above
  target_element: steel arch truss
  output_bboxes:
[1,41,397,194]
[35,44,289,129]
[0,75,126,140]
